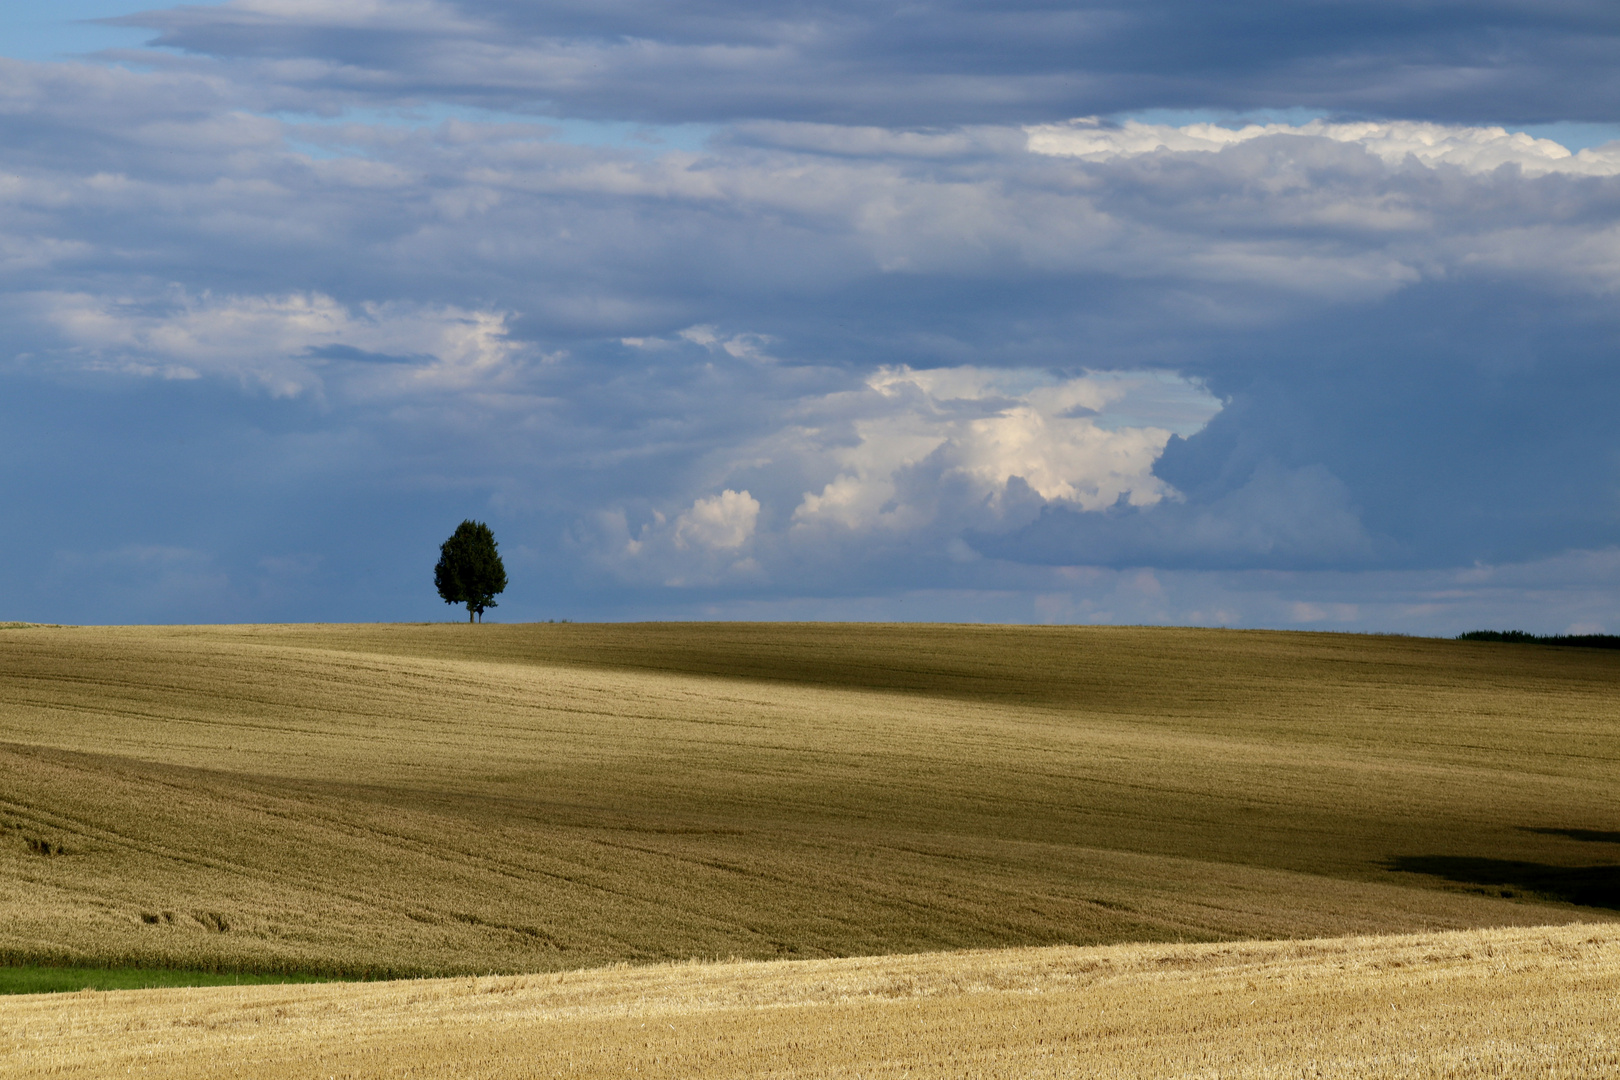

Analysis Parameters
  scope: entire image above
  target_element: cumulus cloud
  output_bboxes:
[588,362,1218,591]
[789,367,1195,534]
[675,489,760,550]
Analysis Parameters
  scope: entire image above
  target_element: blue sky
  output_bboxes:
[2,1,1619,632]
[0,2,166,60]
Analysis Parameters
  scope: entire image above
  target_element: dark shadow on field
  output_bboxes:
[1389,855,1620,909]
[1521,827,1620,845]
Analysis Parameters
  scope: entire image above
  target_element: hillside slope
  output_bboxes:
[0,623,1616,975]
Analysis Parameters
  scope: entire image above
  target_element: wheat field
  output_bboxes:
[4,922,1618,1077]
[1,622,1617,978]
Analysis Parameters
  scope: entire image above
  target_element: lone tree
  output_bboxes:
[434,520,507,623]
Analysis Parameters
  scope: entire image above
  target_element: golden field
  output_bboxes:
[1,621,1617,977]
[4,923,1619,1077]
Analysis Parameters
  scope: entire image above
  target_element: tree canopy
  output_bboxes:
[434,520,507,623]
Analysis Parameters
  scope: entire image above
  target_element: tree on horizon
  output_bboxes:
[434,520,507,623]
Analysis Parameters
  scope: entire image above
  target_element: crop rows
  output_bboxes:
[0,622,1616,977]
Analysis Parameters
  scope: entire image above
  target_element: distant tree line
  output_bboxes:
[1457,630,1620,650]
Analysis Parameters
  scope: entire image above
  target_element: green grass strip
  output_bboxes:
[0,965,342,995]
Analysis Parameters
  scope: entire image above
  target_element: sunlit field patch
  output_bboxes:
[4,924,1618,1078]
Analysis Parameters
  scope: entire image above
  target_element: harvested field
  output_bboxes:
[4,922,1619,1077]
[0,622,1617,976]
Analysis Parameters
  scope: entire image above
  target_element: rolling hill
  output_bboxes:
[1,622,1616,977]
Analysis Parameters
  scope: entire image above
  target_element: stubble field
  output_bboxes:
[1,621,1618,1074]
[8,923,1620,1077]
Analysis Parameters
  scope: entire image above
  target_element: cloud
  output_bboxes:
[575,547,1620,636]
[788,366,1199,535]
[3,12,1620,627]
[587,362,1218,593]
[3,93,1616,592]
[675,489,759,550]
[977,461,1383,571]
[102,1,1620,126]
[19,289,528,397]
[1026,118,1620,176]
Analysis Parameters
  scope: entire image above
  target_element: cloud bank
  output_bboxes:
[107,1,1620,126]
[0,2,1617,633]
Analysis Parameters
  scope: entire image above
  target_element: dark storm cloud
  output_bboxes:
[830,273,1620,577]
[110,0,1620,125]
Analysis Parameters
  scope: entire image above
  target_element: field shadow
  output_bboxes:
[1521,827,1620,845]
[1389,855,1620,909]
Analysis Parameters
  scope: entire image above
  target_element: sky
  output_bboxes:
[2,2,1619,632]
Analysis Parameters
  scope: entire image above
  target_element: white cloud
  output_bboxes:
[1026,118,1620,177]
[674,489,760,550]
[26,289,528,397]
[596,490,763,588]
[586,362,1220,590]
[790,366,1210,533]
[676,325,778,361]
